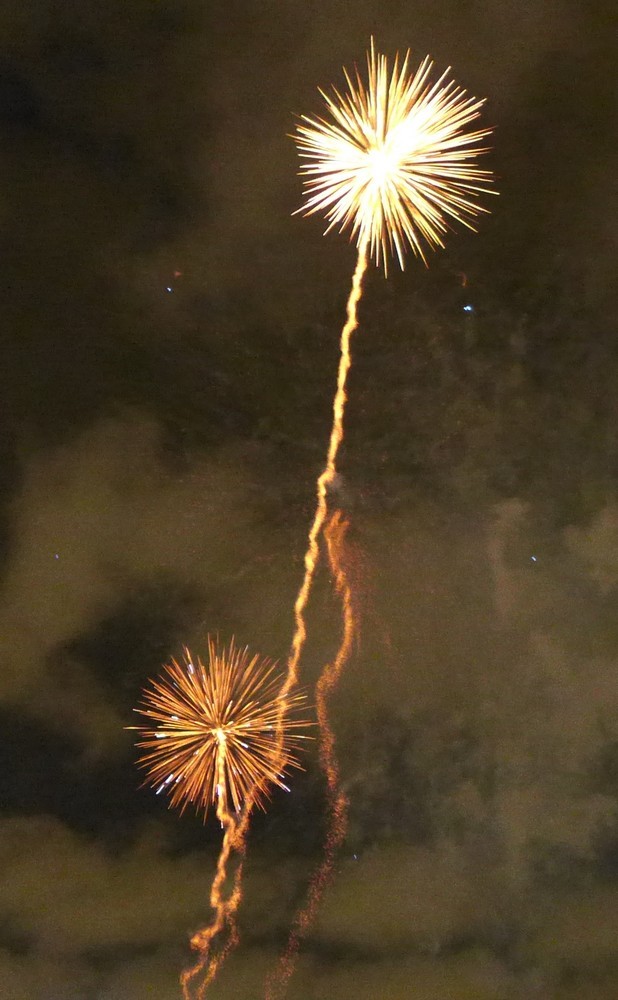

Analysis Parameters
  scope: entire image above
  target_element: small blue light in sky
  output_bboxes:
[166,286,173,293]
[54,553,59,559]
[463,304,474,313]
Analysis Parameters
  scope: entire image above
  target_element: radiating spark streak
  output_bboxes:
[266,511,356,1000]
[130,639,309,999]
[295,38,494,273]
[265,237,367,1000]
[132,640,308,818]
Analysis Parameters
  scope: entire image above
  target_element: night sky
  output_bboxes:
[1,2,617,998]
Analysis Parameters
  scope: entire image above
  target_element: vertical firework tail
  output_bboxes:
[267,242,368,997]
[266,511,356,999]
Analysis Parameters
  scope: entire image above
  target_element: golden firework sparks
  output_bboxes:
[295,38,494,270]
[132,638,309,819]
[131,638,310,999]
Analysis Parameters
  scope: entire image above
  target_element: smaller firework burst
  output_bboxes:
[132,638,310,819]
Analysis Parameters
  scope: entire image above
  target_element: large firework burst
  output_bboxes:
[132,638,309,819]
[295,39,493,270]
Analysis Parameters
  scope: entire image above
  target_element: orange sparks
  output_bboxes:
[266,510,356,1000]
[130,639,310,998]
[180,752,247,1000]
[132,639,308,818]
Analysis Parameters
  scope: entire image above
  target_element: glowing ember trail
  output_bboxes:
[266,510,356,1000]
[277,235,368,714]
[267,236,367,919]
[130,639,309,998]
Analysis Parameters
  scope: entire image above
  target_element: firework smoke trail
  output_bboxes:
[266,511,356,1000]
[131,640,309,999]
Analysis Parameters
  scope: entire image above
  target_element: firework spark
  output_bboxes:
[295,38,493,270]
[131,638,309,998]
[132,638,308,819]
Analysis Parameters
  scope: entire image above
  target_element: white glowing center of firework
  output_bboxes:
[368,145,396,186]
[214,727,227,745]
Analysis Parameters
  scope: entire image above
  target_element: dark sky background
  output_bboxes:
[1,1,617,998]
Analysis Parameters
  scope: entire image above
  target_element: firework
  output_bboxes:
[295,38,493,270]
[132,638,309,819]
[131,638,310,999]
[266,41,494,997]
[283,38,493,714]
